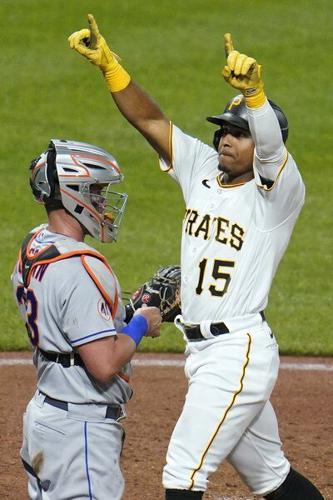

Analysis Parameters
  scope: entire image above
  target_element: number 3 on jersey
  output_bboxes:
[196,258,235,296]
[16,286,39,346]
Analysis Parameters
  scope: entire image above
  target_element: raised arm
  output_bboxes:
[68,14,171,163]
[222,33,285,160]
[223,32,266,109]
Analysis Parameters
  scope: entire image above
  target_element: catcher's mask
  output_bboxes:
[29,139,127,243]
[207,94,289,151]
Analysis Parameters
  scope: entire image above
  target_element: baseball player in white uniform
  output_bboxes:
[68,16,324,500]
[11,139,161,499]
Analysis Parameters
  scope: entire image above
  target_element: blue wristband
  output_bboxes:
[121,314,148,346]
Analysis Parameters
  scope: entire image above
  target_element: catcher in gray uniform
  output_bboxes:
[11,139,162,499]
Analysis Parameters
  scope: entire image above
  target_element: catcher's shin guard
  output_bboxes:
[165,489,203,499]
[264,468,324,499]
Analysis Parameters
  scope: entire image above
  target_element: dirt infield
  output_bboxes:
[0,352,332,499]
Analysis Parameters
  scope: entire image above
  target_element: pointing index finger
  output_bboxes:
[87,13,100,48]
[224,33,234,57]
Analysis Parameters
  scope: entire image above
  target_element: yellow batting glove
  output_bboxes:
[68,14,131,92]
[222,33,266,108]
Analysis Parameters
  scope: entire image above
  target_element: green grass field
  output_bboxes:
[1,0,332,354]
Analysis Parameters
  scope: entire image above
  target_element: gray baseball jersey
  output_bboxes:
[12,225,132,404]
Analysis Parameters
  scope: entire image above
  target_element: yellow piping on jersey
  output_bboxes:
[216,151,289,190]
[159,121,174,172]
[216,175,247,188]
[257,151,289,191]
[169,121,173,167]
[189,333,252,490]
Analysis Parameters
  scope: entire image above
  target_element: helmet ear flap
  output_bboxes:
[29,142,61,205]
[213,129,223,151]
[29,156,44,200]
[45,143,58,200]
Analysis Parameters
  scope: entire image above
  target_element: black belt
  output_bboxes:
[184,311,266,342]
[43,394,123,420]
[39,348,84,368]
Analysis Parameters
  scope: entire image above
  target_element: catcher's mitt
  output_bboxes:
[125,265,181,323]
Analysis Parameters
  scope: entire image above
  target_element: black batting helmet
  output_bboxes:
[207,94,288,150]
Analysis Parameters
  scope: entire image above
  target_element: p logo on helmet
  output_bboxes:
[227,96,243,111]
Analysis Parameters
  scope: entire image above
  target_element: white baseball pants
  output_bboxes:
[163,321,290,496]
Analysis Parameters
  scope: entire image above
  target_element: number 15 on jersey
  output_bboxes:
[195,258,235,297]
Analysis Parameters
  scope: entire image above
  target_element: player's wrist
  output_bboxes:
[244,88,266,109]
[103,63,131,92]
[121,314,148,346]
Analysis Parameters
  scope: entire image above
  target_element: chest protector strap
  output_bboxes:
[20,230,118,319]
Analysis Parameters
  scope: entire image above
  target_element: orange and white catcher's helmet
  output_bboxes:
[29,139,127,242]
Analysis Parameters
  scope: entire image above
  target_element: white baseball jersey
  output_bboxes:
[161,100,305,495]
[160,100,305,324]
[11,225,132,404]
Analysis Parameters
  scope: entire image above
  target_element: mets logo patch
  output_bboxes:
[98,298,112,321]
[142,293,151,303]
